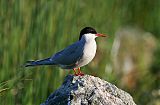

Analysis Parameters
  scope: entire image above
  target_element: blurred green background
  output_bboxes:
[0,0,159,105]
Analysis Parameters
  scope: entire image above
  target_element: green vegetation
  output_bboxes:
[0,0,159,105]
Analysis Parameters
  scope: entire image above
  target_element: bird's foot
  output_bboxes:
[74,73,84,76]
[74,72,84,76]
[77,72,84,76]
[77,68,84,76]
[73,68,85,76]
[73,68,78,76]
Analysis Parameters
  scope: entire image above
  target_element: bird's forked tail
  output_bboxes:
[24,58,55,67]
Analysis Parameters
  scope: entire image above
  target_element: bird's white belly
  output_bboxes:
[76,40,97,68]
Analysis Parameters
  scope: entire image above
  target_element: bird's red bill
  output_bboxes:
[96,33,107,37]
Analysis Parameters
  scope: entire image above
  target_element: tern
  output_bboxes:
[24,27,106,76]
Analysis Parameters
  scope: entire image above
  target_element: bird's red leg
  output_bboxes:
[77,68,84,76]
[73,68,78,76]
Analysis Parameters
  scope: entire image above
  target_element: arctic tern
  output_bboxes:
[25,27,107,76]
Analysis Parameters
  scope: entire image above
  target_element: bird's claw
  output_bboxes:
[76,72,85,76]
[73,68,85,76]
[74,72,85,76]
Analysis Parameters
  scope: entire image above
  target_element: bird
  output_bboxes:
[24,27,107,76]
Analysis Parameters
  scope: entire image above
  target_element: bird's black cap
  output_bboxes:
[79,27,97,40]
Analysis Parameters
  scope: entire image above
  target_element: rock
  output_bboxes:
[41,75,136,105]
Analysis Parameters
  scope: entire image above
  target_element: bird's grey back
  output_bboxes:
[51,40,85,66]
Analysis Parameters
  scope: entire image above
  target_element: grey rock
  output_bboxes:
[41,75,136,105]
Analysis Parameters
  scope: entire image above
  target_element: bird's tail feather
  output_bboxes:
[24,58,55,67]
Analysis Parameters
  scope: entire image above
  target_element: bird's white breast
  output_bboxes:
[77,39,97,68]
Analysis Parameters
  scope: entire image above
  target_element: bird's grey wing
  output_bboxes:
[51,41,84,65]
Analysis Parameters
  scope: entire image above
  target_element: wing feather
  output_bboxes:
[51,41,84,65]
